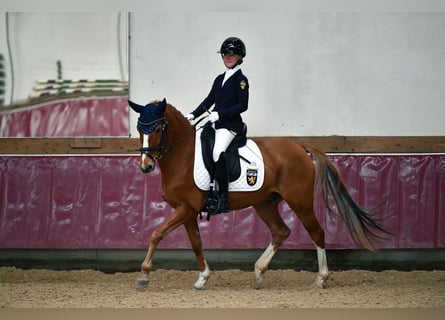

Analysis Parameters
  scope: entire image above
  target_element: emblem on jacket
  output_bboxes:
[240,80,247,90]
[246,168,258,186]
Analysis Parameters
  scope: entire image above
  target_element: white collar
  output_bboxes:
[222,65,241,86]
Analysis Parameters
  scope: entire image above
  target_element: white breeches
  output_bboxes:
[213,127,236,162]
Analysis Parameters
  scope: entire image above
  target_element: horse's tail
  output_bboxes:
[303,145,393,252]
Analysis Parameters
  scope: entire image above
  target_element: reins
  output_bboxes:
[133,112,277,175]
[133,115,197,159]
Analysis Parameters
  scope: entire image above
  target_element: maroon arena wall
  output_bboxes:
[1,154,444,250]
[0,97,129,137]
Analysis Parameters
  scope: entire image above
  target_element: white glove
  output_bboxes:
[207,111,219,123]
[185,113,194,123]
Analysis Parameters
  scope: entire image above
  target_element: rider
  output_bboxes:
[185,36,249,214]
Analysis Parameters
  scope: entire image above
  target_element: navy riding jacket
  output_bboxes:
[191,69,249,134]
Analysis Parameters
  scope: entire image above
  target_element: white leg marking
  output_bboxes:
[193,260,210,290]
[313,244,329,288]
[254,243,276,289]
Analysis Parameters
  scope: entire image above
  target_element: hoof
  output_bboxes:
[311,274,328,289]
[134,278,149,291]
[193,284,205,291]
[193,260,210,290]
[193,275,209,290]
[254,275,264,289]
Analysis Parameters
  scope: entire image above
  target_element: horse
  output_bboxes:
[128,98,391,290]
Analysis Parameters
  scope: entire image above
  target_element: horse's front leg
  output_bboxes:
[184,217,210,290]
[134,206,190,291]
[253,202,290,289]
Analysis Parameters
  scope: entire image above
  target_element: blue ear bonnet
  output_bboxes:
[128,99,167,134]
[137,106,164,134]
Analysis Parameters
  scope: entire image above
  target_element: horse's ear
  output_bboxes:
[158,98,167,114]
[128,100,145,114]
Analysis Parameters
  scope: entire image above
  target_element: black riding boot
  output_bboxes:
[214,152,230,213]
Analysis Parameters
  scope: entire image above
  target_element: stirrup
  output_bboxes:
[215,194,230,213]
[202,192,230,221]
[204,192,219,213]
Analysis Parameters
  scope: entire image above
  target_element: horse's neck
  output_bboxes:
[158,107,195,175]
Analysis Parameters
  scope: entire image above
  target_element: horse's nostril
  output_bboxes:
[140,163,155,174]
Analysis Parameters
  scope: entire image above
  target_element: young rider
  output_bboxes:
[185,37,249,214]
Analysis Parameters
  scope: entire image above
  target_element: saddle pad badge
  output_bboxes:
[246,169,258,186]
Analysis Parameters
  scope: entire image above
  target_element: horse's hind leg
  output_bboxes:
[253,202,290,289]
[314,243,328,288]
[288,203,329,288]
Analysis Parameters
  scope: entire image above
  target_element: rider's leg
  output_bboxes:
[212,128,235,213]
[214,152,230,212]
[213,128,236,162]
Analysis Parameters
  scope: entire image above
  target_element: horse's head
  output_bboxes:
[129,98,168,173]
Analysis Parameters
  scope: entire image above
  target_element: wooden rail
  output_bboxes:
[286,136,445,153]
[0,138,140,154]
[1,136,444,154]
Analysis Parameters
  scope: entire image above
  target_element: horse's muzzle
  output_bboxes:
[139,148,157,173]
[139,162,155,173]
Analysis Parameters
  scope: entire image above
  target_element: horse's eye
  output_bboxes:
[155,128,161,134]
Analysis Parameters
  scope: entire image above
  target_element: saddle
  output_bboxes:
[200,123,248,181]
[193,124,264,193]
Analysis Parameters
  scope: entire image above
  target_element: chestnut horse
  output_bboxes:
[129,98,391,290]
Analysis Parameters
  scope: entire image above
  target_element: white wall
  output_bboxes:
[0,12,127,105]
[129,12,445,137]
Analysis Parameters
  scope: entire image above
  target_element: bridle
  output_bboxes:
[138,116,196,162]
[138,117,171,163]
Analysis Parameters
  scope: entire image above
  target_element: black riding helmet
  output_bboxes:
[218,37,246,65]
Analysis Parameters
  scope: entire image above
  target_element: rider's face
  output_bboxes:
[222,53,241,68]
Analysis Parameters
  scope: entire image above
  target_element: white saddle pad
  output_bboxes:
[193,127,265,192]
